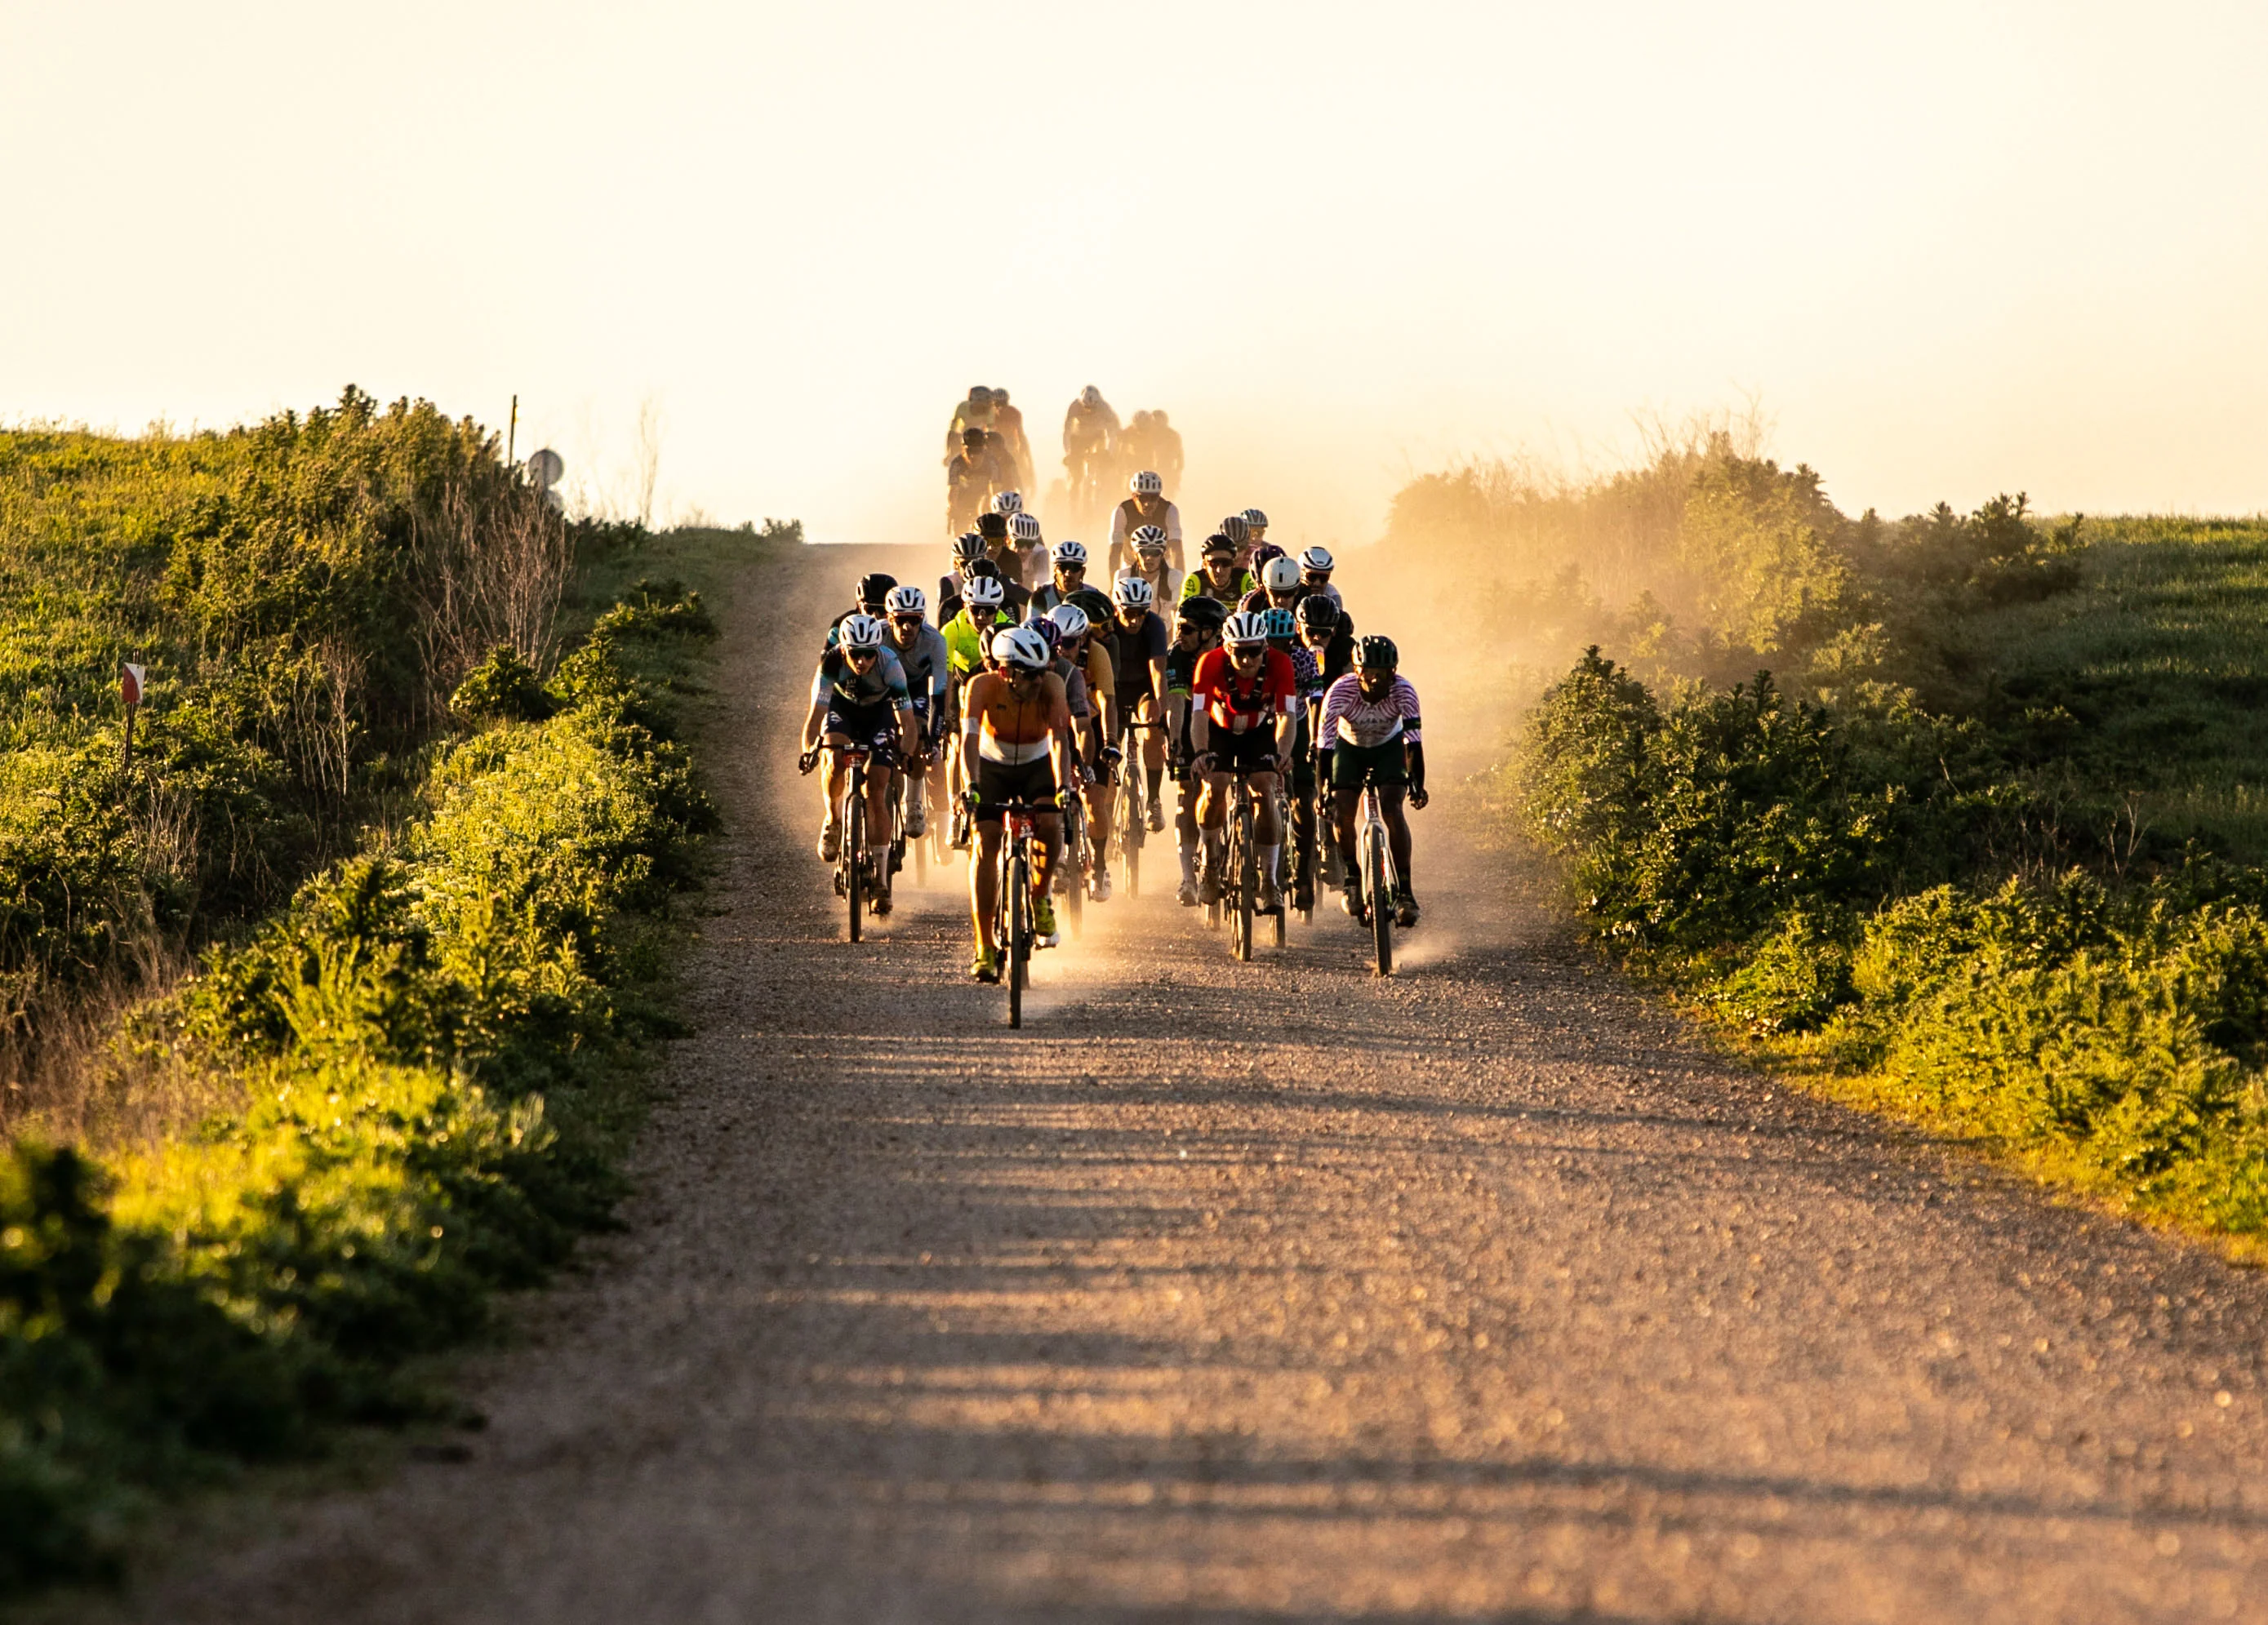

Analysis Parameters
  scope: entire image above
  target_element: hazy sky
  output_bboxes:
[5,0,2264,544]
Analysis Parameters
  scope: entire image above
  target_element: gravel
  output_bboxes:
[96,544,2268,1624]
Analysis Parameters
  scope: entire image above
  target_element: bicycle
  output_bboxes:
[807,744,886,942]
[1354,779,1399,976]
[1203,760,1281,961]
[989,796,1051,1028]
[1117,718,1164,898]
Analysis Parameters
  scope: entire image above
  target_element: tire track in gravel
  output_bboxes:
[98,540,2268,1624]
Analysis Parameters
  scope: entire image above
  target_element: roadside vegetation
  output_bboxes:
[1390,423,2268,1250]
[0,393,769,1592]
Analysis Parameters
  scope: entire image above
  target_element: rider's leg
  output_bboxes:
[1085,775,1112,865]
[1331,784,1364,904]
[1251,772,1283,904]
[819,738,852,856]
[1197,770,1230,895]
[971,819,1003,957]
[866,767,896,882]
[1382,787,1414,886]
[1033,810,1061,893]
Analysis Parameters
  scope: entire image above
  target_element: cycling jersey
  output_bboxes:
[887,623,950,715]
[941,608,1007,677]
[1319,672,1422,748]
[1053,655,1092,721]
[1181,568,1256,606]
[1110,497,1182,556]
[1105,610,1168,701]
[1119,562,1183,604]
[1276,642,1324,703]
[810,645,912,711]
[1190,646,1296,736]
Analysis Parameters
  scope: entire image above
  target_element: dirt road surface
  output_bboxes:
[101,543,2268,1623]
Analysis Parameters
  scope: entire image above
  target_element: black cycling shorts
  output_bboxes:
[1329,738,1408,789]
[825,699,901,766]
[973,755,1058,824]
[1205,728,1279,775]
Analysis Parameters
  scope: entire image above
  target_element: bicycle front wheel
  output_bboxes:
[1234,803,1255,962]
[847,792,865,943]
[1367,825,1393,976]
[1009,847,1029,1027]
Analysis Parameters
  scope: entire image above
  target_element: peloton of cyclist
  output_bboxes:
[963,624,1075,982]
[1189,610,1298,912]
[1108,470,1184,575]
[800,613,920,916]
[1163,593,1227,905]
[1318,634,1427,928]
[881,585,949,839]
[1181,533,1256,607]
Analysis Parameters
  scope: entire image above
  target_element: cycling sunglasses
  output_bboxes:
[845,646,881,663]
[889,615,923,631]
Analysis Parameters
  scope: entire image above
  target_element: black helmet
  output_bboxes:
[1357,634,1399,673]
[1068,587,1114,625]
[1219,514,1251,547]
[977,511,1009,540]
[1296,593,1339,633]
[965,557,1002,581]
[856,572,897,610]
[1176,594,1229,633]
[952,531,987,563]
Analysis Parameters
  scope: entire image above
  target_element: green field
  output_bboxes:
[1390,440,2268,1253]
[0,396,763,1593]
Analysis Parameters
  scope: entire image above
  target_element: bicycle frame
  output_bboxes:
[1360,781,1399,976]
[990,798,1048,1028]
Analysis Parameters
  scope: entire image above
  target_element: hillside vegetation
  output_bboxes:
[1389,433,2268,1247]
[0,396,756,1592]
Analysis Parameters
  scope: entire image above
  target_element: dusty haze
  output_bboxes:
[4,2,2266,543]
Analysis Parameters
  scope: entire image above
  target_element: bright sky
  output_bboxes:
[5,1,2264,544]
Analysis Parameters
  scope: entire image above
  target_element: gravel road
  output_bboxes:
[99,543,2268,1623]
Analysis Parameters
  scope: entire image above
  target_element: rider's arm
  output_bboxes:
[802,699,828,753]
[1108,504,1129,574]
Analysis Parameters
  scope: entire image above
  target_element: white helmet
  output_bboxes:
[1131,523,1167,552]
[963,575,1006,609]
[1299,544,1334,574]
[989,490,1023,515]
[1223,610,1270,647]
[1009,511,1043,543]
[1050,539,1088,569]
[1261,556,1301,593]
[1049,602,1090,639]
[838,613,887,650]
[1131,470,1163,496]
[992,625,1052,671]
[1113,575,1154,610]
[883,584,926,617]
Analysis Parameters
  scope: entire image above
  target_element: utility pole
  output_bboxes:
[507,394,518,469]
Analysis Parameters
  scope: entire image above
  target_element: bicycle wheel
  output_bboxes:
[1367,824,1393,976]
[1121,775,1142,898]
[1234,798,1255,962]
[906,783,926,885]
[846,788,865,943]
[1064,799,1084,939]
[1009,846,1029,1028]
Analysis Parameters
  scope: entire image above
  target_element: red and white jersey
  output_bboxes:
[1191,646,1296,735]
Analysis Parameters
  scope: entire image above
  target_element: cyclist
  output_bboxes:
[1319,634,1427,928]
[1118,523,1182,605]
[977,517,1034,615]
[1063,386,1120,504]
[1239,553,1307,617]
[963,624,1074,981]
[1150,409,1185,492]
[1106,575,1172,836]
[822,571,900,646]
[1029,538,1093,617]
[991,388,1033,488]
[1296,593,1356,894]
[1181,533,1256,607]
[941,571,1012,846]
[936,532,987,623]
[1108,470,1184,574]
[943,386,994,460]
[1299,544,1344,610]
[799,612,918,917]
[1009,509,1047,588]
[946,428,989,535]
[1049,602,1121,899]
[1164,594,1227,904]
[1219,513,1254,572]
[1189,610,1297,913]
[1265,605,1327,912]
[883,584,949,840]
[1243,508,1270,553]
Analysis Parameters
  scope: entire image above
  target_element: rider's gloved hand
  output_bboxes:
[1056,788,1079,810]
[1101,746,1123,766]
[797,748,820,775]
[1409,784,1430,810]
[962,788,982,810]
